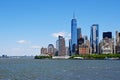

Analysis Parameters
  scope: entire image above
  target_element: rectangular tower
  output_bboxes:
[90,24,99,54]
[57,36,66,56]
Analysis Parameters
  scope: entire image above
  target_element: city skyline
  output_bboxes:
[0,0,120,56]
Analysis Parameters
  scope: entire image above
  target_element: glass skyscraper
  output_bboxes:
[90,24,99,53]
[71,15,77,55]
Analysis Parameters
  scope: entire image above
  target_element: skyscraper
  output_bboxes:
[69,39,72,56]
[90,24,99,53]
[116,31,120,44]
[71,14,77,55]
[103,32,112,39]
[99,32,114,54]
[57,36,66,56]
[77,28,81,40]
[116,31,120,53]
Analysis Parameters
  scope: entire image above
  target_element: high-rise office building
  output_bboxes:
[83,35,88,44]
[116,31,120,44]
[48,44,54,56]
[116,31,120,53]
[71,15,77,55]
[90,24,99,53]
[57,36,66,56]
[69,39,72,56]
[77,28,81,40]
[103,32,112,39]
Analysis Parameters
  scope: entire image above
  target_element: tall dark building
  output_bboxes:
[69,39,72,56]
[71,14,77,55]
[78,37,84,45]
[103,32,112,39]
[77,28,81,40]
[90,24,99,53]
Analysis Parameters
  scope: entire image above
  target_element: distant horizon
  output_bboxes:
[0,0,120,56]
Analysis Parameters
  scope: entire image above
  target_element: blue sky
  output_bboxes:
[0,0,120,56]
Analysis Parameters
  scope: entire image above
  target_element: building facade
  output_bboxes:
[90,24,99,54]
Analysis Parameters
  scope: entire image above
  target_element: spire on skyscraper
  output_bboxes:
[73,12,75,19]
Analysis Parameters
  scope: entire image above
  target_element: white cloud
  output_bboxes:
[52,31,66,38]
[16,40,30,44]
[51,31,71,46]
[52,31,71,39]
[66,33,71,40]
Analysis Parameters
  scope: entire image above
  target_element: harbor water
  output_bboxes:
[0,58,120,80]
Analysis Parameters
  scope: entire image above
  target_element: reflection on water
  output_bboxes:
[0,59,120,80]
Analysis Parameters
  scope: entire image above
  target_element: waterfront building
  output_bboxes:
[85,37,91,54]
[99,32,114,54]
[54,48,58,56]
[116,31,120,53]
[90,24,99,54]
[41,47,48,54]
[57,36,66,56]
[48,44,54,56]
[77,34,90,54]
[56,40,59,51]
[71,14,77,55]
[69,39,72,56]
